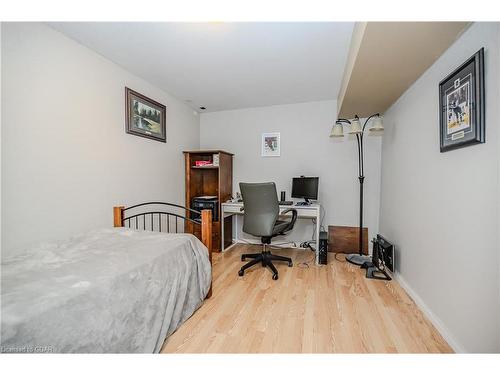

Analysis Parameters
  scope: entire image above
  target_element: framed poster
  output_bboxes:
[125,87,166,143]
[439,48,485,152]
[261,132,280,157]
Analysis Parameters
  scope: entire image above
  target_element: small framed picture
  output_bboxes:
[125,87,166,143]
[261,132,280,157]
[439,48,485,152]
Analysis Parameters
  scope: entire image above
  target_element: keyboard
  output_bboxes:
[279,201,293,205]
[295,201,312,206]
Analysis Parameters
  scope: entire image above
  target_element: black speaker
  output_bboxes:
[280,191,286,201]
[319,231,328,265]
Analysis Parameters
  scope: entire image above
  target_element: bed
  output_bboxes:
[0,203,213,353]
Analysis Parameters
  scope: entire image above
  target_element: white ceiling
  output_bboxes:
[48,22,354,112]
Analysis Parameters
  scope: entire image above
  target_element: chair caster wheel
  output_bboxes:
[288,262,293,267]
[238,270,244,277]
[272,274,278,280]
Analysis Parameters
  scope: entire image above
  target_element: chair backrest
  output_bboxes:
[239,182,279,237]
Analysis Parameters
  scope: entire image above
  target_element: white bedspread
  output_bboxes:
[0,228,211,353]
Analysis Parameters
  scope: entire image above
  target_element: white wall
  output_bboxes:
[379,23,500,352]
[497,24,500,353]
[1,23,200,255]
[200,100,382,245]
[0,22,3,257]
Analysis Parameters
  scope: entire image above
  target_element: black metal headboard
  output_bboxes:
[119,202,201,233]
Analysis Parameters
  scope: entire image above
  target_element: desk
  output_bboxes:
[221,202,321,265]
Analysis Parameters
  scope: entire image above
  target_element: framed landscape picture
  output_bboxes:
[125,87,166,142]
[439,48,484,152]
[261,132,280,157]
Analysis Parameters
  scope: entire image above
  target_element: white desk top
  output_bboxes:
[222,201,320,209]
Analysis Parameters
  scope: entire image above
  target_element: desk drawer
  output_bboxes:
[279,208,317,218]
[222,205,242,214]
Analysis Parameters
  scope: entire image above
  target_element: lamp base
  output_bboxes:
[345,253,372,266]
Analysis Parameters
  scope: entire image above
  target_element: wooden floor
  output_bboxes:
[162,244,452,353]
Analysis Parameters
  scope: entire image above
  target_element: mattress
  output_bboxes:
[0,228,211,353]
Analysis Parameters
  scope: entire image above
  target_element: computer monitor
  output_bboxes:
[291,176,319,203]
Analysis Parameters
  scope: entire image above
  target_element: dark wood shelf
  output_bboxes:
[183,149,234,156]
[191,165,219,169]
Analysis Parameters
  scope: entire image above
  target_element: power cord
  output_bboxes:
[296,241,316,268]
[297,253,316,268]
[299,240,316,250]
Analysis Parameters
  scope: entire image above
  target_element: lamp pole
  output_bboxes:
[337,113,380,266]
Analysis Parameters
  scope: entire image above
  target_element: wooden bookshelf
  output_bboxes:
[183,150,233,252]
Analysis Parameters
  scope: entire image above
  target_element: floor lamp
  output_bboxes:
[330,113,384,266]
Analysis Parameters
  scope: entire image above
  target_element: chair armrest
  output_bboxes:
[280,208,298,233]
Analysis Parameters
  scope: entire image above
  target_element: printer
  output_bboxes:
[191,196,219,222]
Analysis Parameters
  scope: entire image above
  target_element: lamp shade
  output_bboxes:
[330,122,344,137]
[348,117,362,134]
[369,115,384,132]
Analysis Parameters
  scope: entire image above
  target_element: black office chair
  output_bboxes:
[238,182,297,280]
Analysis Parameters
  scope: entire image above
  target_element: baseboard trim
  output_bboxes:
[394,272,466,353]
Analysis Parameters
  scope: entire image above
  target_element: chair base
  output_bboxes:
[238,248,293,280]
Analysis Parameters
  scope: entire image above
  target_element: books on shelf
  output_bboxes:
[193,154,220,167]
[195,160,213,167]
